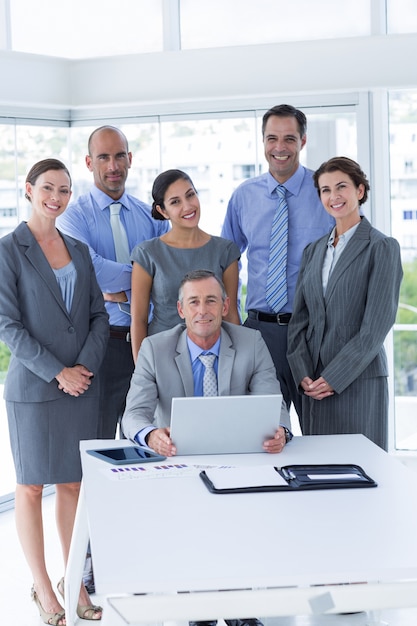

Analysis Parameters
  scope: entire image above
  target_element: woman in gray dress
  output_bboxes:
[0,159,108,623]
[130,169,241,361]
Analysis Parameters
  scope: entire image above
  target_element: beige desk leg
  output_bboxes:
[65,481,89,626]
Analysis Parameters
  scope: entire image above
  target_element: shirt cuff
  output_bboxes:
[135,426,156,447]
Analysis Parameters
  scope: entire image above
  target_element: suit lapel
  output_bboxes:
[174,328,195,396]
[16,223,70,319]
[309,238,328,308]
[217,326,235,395]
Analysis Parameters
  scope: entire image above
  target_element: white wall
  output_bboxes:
[1,33,417,119]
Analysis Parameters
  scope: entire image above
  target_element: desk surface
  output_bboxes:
[80,434,417,597]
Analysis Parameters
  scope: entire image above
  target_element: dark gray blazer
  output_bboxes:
[0,222,109,402]
[287,217,402,392]
[122,321,290,440]
[287,217,402,447]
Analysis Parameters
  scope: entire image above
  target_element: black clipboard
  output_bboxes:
[200,464,377,494]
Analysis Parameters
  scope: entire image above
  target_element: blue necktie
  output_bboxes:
[109,203,131,264]
[265,185,288,312]
[198,353,218,397]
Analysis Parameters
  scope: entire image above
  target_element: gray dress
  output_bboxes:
[131,236,240,335]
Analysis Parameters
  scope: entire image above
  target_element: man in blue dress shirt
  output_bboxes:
[58,125,169,441]
[221,104,334,420]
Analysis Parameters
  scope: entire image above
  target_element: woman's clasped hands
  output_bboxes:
[300,376,334,401]
[56,364,94,396]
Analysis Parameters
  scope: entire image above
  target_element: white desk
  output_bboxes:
[65,435,417,625]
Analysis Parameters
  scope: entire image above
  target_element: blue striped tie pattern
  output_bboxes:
[265,185,288,312]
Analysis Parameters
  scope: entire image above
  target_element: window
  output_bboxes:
[0,104,360,500]
[390,90,417,451]
[387,0,417,34]
[10,0,163,58]
[180,0,371,49]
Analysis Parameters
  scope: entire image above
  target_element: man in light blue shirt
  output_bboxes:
[57,126,168,439]
[221,105,334,419]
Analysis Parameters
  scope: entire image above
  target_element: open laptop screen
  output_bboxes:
[170,394,282,455]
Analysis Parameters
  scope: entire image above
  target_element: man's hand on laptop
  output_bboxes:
[263,426,287,454]
[146,427,177,457]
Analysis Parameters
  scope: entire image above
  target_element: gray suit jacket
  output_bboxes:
[0,222,109,402]
[122,321,290,440]
[287,217,403,394]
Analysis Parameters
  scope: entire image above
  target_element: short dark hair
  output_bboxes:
[262,104,307,138]
[87,125,129,156]
[25,158,72,202]
[151,169,195,220]
[313,156,370,206]
[178,270,227,304]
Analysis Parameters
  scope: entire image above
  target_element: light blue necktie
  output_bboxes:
[198,353,218,397]
[109,203,131,264]
[265,185,288,312]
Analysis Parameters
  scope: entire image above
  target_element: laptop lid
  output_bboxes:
[170,394,282,455]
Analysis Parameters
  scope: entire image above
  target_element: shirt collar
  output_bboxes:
[187,335,221,362]
[266,164,305,198]
[90,185,131,211]
[327,221,361,247]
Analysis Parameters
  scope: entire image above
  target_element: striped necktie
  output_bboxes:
[265,185,288,312]
[198,353,218,397]
[109,203,131,264]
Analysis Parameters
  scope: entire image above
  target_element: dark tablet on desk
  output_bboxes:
[86,446,166,465]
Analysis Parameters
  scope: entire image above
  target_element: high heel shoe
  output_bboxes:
[57,577,102,621]
[31,586,66,625]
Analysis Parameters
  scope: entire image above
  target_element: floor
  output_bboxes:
[1,494,417,626]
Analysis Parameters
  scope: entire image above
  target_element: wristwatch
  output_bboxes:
[283,427,293,444]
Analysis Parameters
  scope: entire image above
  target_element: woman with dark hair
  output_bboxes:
[0,159,108,623]
[287,157,403,449]
[130,169,241,361]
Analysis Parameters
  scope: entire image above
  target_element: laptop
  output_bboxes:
[170,394,282,455]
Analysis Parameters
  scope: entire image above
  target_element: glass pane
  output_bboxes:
[387,0,417,34]
[390,90,417,450]
[0,124,19,238]
[0,124,17,497]
[181,0,370,49]
[0,106,360,500]
[0,343,15,497]
[10,0,163,58]
[160,116,259,235]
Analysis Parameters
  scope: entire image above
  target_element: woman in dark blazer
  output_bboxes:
[0,159,108,623]
[287,157,402,450]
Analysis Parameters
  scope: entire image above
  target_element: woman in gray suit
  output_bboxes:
[0,159,108,623]
[287,157,402,450]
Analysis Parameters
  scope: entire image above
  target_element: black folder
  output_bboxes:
[200,464,377,494]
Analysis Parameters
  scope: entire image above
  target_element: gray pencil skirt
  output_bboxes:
[7,394,100,485]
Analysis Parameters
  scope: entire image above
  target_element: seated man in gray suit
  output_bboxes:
[122,269,292,457]
[122,269,291,626]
